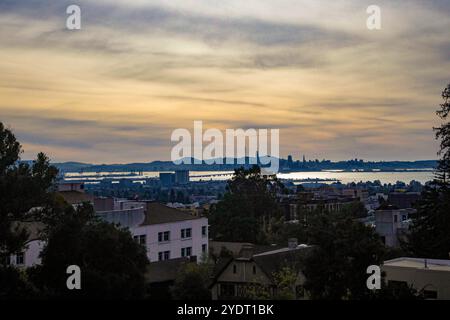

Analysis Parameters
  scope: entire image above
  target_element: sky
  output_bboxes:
[1,0,449,163]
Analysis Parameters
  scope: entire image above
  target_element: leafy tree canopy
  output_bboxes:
[31,202,149,299]
[208,166,284,243]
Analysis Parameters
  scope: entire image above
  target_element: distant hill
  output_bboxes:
[42,158,439,173]
[52,162,93,172]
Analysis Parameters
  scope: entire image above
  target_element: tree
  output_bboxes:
[340,201,368,219]
[31,202,149,299]
[406,84,450,259]
[302,212,386,300]
[0,123,58,263]
[208,166,284,243]
[270,220,308,246]
[170,262,212,300]
[272,267,298,300]
[0,123,58,298]
[0,266,40,299]
[245,267,299,300]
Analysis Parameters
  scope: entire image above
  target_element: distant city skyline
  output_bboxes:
[1,0,450,163]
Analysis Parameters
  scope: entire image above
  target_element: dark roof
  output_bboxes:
[58,191,94,205]
[145,257,192,283]
[141,202,203,226]
[11,221,45,243]
[211,245,313,285]
[253,246,313,282]
[209,241,284,258]
[388,192,420,209]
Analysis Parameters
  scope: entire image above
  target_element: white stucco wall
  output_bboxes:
[131,217,209,262]
[9,240,45,268]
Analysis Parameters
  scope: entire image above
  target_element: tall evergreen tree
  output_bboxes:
[0,122,58,298]
[0,122,58,263]
[406,84,450,258]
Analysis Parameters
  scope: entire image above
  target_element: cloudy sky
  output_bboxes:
[1,0,449,163]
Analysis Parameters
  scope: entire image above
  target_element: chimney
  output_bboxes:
[288,238,298,249]
[239,244,254,259]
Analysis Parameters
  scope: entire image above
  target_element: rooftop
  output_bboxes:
[145,257,193,283]
[384,257,450,272]
[141,202,204,226]
[11,221,45,242]
[58,191,94,205]
[253,244,311,257]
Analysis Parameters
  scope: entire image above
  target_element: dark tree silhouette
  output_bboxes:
[31,203,149,299]
[170,263,212,300]
[208,166,284,243]
[0,122,58,263]
[406,84,450,259]
[302,212,386,300]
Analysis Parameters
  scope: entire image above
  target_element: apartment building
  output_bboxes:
[97,200,209,262]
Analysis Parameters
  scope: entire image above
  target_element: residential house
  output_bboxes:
[210,239,312,300]
[6,221,45,268]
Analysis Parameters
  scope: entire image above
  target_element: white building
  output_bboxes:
[7,200,208,267]
[375,207,415,247]
[6,221,45,268]
[383,257,450,300]
[98,201,209,263]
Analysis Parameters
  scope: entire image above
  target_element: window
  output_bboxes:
[181,228,192,239]
[133,235,146,246]
[220,284,235,298]
[423,290,438,300]
[16,252,24,265]
[233,265,237,274]
[252,265,257,275]
[402,215,407,221]
[394,215,398,223]
[181,247,192,257]
[158,251,170,261]
[202,226,207,237]
[158,231,170,242]
[296,285,305,299]
[388,280,409,296]
[202,244,207,253]
[3,255,11,265]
